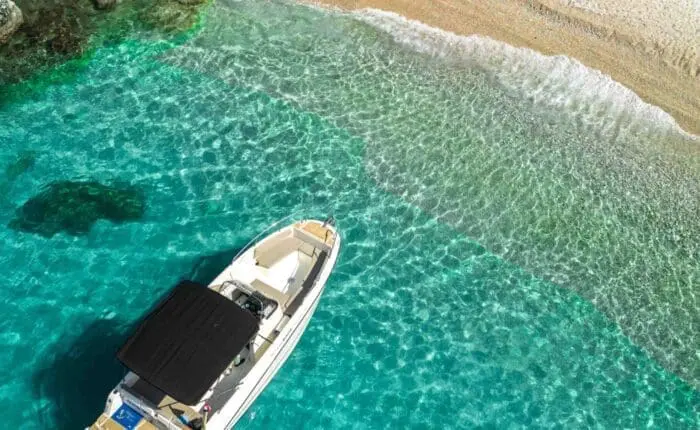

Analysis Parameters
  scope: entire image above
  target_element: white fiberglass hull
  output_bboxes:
[207,221,341,429]
[88,219,340,430]
[215,284,325,428]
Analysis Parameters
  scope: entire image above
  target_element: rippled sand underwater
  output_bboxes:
[166,0,699,390]
[0,0,698,428]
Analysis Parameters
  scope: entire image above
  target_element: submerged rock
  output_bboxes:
[139,0,204,34]
[0,0,23,43]
[9,180,146,237]
[47,22,84,55]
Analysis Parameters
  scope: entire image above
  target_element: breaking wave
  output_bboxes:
[354,8,696,139]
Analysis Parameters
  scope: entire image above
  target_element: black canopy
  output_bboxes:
[117,280,259,405]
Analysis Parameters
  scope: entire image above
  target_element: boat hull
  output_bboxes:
[225,283,325,428]
[207,222,341,429]
[87,219,340,430]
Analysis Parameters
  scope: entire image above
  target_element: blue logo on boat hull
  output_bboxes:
[111,403,143,430]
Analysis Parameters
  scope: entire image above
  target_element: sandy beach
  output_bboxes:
[312,0,700,136]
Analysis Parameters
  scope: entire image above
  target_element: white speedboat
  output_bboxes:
[89,218,341,430]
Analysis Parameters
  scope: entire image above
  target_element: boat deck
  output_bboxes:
[89,414,158,430]
[152,394,200,427]
[296,221,335,247]
[124,378,202,426]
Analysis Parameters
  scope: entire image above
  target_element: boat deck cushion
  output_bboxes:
[117,280,259,405]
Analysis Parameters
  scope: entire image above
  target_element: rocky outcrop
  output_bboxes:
[0,0,22,43]
[140,0,206,34]
[0,0,209,85]
[20,4,88,56]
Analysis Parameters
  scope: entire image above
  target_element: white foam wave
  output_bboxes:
[353,8,696,139]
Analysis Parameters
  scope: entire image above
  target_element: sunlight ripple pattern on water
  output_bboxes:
[0,1,697,429]
[161,0,699,390]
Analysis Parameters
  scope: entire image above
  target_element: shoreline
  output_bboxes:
[309,0,700,136]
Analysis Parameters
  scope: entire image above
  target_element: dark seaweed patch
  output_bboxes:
[9,180,145,237]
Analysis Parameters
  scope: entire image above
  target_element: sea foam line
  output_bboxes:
[352,8,697,139]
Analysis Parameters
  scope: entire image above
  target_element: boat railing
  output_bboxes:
[231,213,335,263]
[231,213,303,263]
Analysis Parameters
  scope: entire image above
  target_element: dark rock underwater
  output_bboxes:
[9,180,146,237]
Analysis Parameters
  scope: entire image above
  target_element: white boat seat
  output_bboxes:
[292,227,331,253]
[250,279,288,308]
[257,252,299,293]
[254,233,297,268]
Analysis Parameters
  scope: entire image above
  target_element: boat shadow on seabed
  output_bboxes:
[32,318,131,429]
[31,246,244,428]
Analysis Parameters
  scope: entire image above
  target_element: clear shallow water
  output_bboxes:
[162,0,700,389]
[0,1,697,429]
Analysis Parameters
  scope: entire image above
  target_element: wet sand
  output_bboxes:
[311,0,700,136]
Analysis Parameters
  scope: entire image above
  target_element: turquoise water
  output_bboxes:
[0,0,698,428]
[161,1,700,388]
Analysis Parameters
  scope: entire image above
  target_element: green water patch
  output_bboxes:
[3,150,36,182]
[0,150,38,208]
[0,150,37,200]
[9,180,146,237]
[159,0,700,388]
